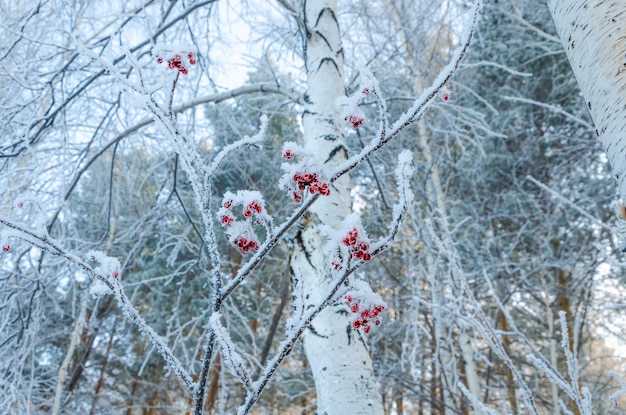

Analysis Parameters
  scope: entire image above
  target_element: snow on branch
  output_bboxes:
[209,313,253,391]
[206,115,269,179]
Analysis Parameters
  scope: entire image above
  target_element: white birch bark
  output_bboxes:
[548,0,626,201]
[290,0,384,413]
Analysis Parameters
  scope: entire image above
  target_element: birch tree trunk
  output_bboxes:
[548,0,626,201]
[289,0,384,413]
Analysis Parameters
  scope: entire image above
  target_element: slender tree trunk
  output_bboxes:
[548,0,626,201]
[497,310,518,414]
[290,0,383,413]
[89,320,117,415]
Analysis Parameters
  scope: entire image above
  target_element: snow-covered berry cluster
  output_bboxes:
[154,46,197,75]
[343,280,386,334]
[342,227,371,262]
[323,214,374,271]
[217,190,271,253]
[279,142,331,203]
[336,84,372,129]
[87,250,122,282]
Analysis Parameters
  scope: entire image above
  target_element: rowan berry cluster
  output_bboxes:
[337,86,371,129]
[342,227,372,262]
[218,191,270,253]
[280,143,331,203]
[344,289,386,335]
[292,172,330,197]
[346,115,364,129]
[155,51,196,75]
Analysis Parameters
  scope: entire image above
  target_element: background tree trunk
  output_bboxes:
[548,0,626,201]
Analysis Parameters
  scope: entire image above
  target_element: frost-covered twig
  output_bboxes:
[526,311,593,415]
[209,314,253,391]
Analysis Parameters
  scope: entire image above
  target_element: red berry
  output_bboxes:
[362,252,371,261]
[344,295,352,303]
[224,200,232,209]
[319,183,330,196]
[221,215,233,226]
[350,303,359,313]
[2,245,10,252]
[17,201,23,208]
[363,325,371,334]
[189,58,196,65]
[362,87,370,95]
[156,57,163,64]
[180,67,188,75]
[374,319,381,326]
[243,209,252,218]
[352,320,362,329]
[112,270,119,278]
[343,237,352,246]
[283,150,293,159]
[292,192,302,203]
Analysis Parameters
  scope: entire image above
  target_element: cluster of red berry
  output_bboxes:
[219,198,264,253]
[280,144,331,204]
[344,294,384,334]
[346,114,365,129]
[234,237,259,252]
[156,52,196,75]
[342,228,371,261]
[292,172,330,197]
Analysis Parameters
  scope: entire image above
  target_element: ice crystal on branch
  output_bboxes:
[217,190,271,253]
[279,142,331,202]
[343,280,386,334]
